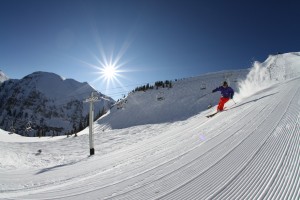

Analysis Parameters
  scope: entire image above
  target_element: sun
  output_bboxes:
[99,63,122,84]
[102,65,117,80]
[80,35,137,99]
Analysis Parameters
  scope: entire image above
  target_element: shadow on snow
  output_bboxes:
[35,156,90,175]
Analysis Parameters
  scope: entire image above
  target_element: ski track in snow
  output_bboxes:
[0,77,300,200]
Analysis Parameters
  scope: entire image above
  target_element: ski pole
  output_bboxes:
[199,92,211,99]
[232,99,236,104]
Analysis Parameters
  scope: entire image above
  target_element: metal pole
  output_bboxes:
[89,92,95,155]
[84,91,100,156]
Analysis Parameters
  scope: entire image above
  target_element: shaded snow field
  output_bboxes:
[0,52,300,199]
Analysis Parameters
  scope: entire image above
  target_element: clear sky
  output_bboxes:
[1,0,299,100]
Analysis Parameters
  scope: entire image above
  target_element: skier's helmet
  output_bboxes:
[223,81,228,86]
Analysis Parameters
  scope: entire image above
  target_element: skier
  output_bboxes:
[212,81,234,112]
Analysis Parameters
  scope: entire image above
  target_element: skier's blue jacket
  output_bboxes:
[212,86,234,99]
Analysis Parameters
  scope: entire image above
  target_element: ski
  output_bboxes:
[206,112,219,118]
[206,106,229,118]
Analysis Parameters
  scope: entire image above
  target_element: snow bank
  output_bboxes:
[235,52,300,101]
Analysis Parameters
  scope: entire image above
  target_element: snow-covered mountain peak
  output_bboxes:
[0,70,9,83]
[21,71,94,100]
[263,52,300,79]
[0,71,115,136]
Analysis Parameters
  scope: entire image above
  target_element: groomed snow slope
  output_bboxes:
[1,76,299,199]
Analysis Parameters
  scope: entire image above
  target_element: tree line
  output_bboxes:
[132,80,173,92]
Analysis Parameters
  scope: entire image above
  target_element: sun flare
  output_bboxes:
[102,65,117,80]
[80,36,137,100]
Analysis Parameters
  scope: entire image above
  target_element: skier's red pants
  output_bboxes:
[217,97,230,111]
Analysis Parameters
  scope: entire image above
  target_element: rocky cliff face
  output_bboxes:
[0,71,115,137]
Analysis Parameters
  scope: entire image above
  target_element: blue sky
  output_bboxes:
[0,0,299,100]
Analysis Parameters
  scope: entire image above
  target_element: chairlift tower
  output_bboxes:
[84,92,99,155]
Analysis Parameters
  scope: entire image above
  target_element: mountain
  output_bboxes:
[0,70,9,83]
[0,71,115,136]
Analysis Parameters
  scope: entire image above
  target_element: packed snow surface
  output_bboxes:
[0,52,300,199]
